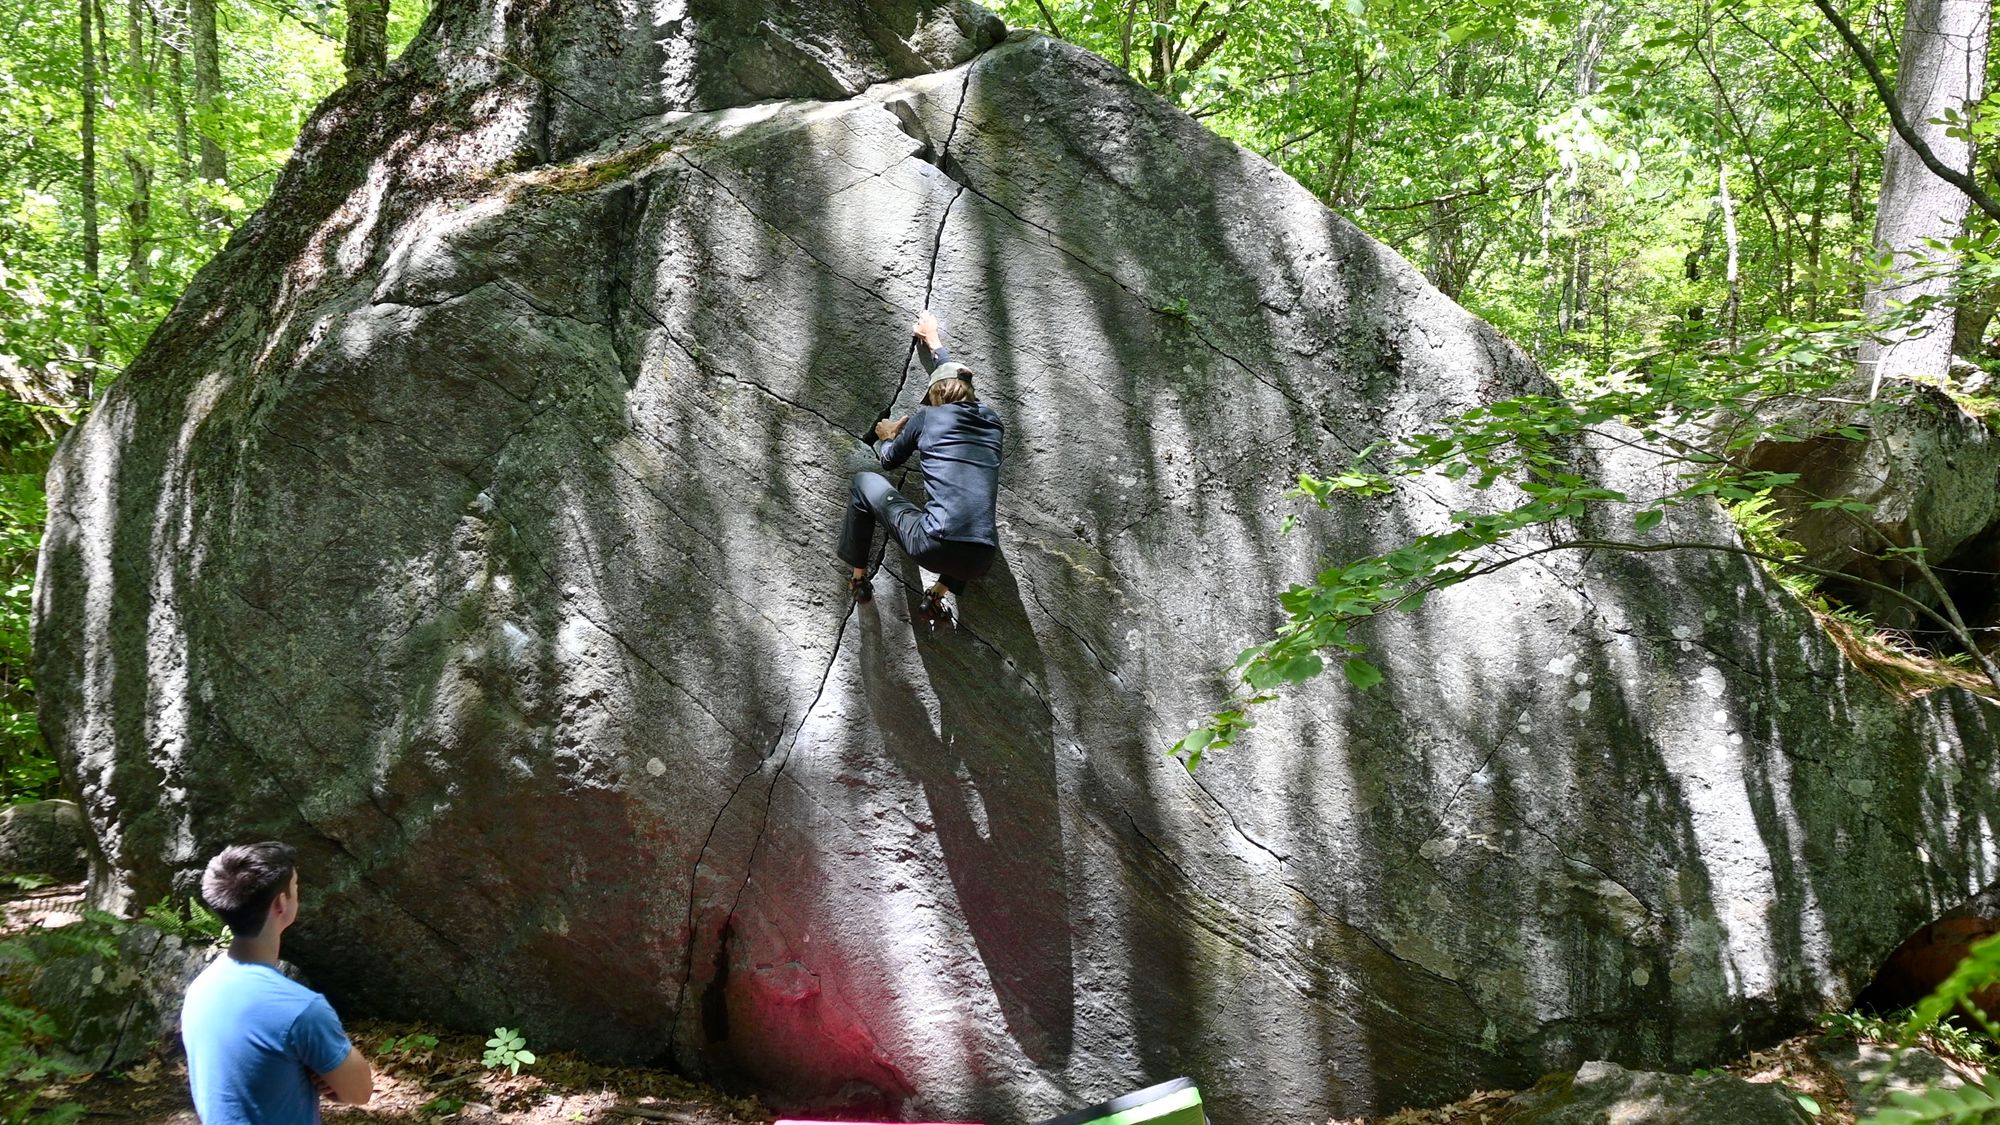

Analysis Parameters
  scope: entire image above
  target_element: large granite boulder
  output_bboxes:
[31,1,1999,1120]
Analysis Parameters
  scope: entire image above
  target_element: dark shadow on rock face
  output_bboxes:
[856,551,1074,1068]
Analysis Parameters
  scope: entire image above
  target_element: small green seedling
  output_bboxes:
[481,1027,535,1075]
[376,1033,438,1058]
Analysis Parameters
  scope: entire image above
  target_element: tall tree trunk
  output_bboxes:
[166,0,192,183]
[190,0,224,185]
[1857,0,1991,392]
[1561,10,1604,350]
[1805,160,1826,319]
[124,0,153,293]
[343,0,389,82]
[1720,162,1741,347]
[79,0,102,395]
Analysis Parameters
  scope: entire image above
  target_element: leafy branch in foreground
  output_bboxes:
[1854,931,2000,1125]
[1171,287,1999,770]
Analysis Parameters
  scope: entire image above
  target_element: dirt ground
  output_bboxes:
[0,883,1968,1123]
[3,883,770,1124]
[36,1019,1898,1124]
[51,1021,772,1124]
[1338,1034,1865,1125]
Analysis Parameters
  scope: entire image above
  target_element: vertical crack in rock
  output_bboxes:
[665,716,792,1054]
[666,604,858,1056]
[882,60,979,416]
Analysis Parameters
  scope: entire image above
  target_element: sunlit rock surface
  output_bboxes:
[32,2,2000,1119]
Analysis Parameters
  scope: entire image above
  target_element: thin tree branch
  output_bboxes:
[1031,0,1066,41]
[1719,3,1867,140]
[1182,26,1228,74]
[1471,539,1960,634]
[1810,0,2000,223]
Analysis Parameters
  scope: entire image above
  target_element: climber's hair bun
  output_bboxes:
[926,375,976,406]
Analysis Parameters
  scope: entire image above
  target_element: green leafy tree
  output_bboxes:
[0,0,432,803]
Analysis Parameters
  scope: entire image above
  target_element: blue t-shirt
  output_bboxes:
[181,956,353,1125]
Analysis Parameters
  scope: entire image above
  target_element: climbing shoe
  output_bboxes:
[918,586,956,631]
[838,560,874,603]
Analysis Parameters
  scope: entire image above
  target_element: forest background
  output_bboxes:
[0,0,1992,797]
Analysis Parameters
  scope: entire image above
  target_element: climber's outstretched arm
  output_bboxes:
[914,310,952,372]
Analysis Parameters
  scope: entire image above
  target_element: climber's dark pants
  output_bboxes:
[838,471,995,593]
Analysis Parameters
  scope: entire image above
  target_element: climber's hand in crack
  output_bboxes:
[912,310,943,349]
[874,415,908,442]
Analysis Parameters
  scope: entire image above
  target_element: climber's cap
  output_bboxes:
[927,362,970,389]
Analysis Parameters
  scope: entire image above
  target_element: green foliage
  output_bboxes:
[139,896,227,944]
[0,916,129,1123]
[997,0,1899,367]
[0,407,53,806]
[377,1031,441,1073]
[1840,932,2000,1125]
[481,1026,535,1075]
[1169,301,1973,766]
[0,0,433,803]
[1862,1074,2000,1125]
[1823,1009,1995,1069]
[1002,0,2000,768]
[378,1031,440,1055]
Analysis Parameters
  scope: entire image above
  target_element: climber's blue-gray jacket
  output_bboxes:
[872,343,1004,546]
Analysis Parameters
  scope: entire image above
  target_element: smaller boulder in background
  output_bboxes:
[1815,1035,1976,1120]
[1495,1060,1808,1124]
[0,800,89,882]
[0,920,218,1073]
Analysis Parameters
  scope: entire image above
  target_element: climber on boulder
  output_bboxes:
[838,310,1004,628]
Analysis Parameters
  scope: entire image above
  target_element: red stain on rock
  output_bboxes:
[1862,917,2000,1016]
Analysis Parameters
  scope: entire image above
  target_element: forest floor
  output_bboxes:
[1347,1033,1863,1124]
[47,1026,1886,1124]
[0,883,1950,1124]
[61,1022,772,1124]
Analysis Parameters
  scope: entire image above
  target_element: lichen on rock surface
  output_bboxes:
[31,1,2000,1121]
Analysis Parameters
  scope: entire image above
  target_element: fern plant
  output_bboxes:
[140,896,228,944]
